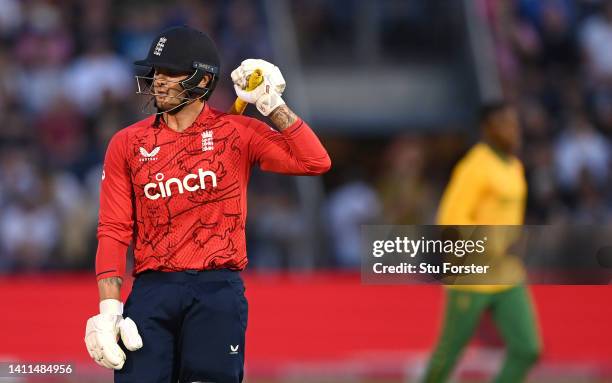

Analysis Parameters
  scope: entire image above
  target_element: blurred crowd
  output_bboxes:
[1,0,612,272]
[489,0,612,225]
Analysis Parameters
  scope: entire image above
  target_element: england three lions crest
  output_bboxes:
[202,130,213,152]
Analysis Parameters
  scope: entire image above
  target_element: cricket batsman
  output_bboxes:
[84,25,331,383]
[423,102,541,383]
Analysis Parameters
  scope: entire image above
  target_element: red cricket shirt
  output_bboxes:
[95,103,331,281]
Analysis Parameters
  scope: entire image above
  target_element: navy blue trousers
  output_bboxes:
[115,270,248,383]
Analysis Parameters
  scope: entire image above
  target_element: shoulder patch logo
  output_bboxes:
[139,146,160,162]
[153,37,167,56]
[202,130,214,152]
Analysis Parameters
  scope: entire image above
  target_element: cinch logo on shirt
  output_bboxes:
[144,169,217,200]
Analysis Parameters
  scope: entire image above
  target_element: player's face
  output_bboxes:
[488,107,521,153]
[152,67,190,111]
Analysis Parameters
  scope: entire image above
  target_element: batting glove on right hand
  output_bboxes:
[231,59,286,116]
[231,58,286,95]
[85,299,143,370]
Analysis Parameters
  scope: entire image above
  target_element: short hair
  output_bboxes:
[479,101,509,126]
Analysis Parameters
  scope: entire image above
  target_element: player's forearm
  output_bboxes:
[98,277,122,301]
[269,105,298,131]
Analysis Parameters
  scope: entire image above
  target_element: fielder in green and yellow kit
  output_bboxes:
[423,103,541,383]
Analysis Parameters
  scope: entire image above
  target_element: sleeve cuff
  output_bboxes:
[95,236,129,281]
[280,118,304,137]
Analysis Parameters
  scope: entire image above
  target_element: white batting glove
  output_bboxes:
[233,77,286,116]
[231,59,286,95]
[84,299,143,370]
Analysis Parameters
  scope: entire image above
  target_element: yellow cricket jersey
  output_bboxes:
[437,142,527,293]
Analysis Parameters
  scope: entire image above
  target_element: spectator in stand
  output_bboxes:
[555,112,611,195]
[0,150,60,271]
[62,37,131,115]
[326,172,381,268]
[580,0,612,84]
[378,136,437,225]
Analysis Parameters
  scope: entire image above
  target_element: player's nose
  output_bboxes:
[153,76,168,91]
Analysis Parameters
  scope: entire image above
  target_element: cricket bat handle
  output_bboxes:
[228,69,264,115]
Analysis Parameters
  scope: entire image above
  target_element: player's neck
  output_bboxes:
[163,101,205,133]
[483,140,512,162]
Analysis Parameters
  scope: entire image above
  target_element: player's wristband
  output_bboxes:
[256,93,285,116]
[99,299,123,316]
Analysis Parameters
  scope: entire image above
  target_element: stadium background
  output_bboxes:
[0,0,610,382]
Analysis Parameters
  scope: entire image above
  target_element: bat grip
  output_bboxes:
[231,69,264,115]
